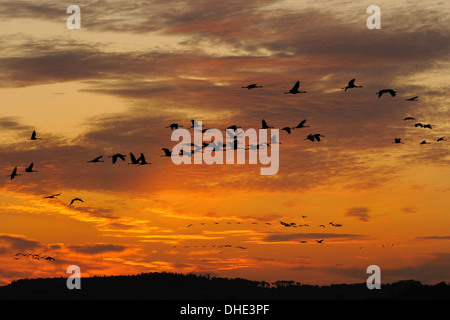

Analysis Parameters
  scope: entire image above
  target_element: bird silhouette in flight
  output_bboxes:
[43,193,61,199]
[129,152,141,165]
[319,224,325,228]
[260,119,274,129]
[242,84,263,90]
[281,127,293,134]
[166,123,183,130]
[44,256,55,261]
[420,140,431,145]
[109,153,126,164]
[436,136,446,142]
[69,198,83,205]
[188,120,200,129]
[271,135,281,145]
[294,119,309,129]
[301,215,307,218]
[413,123,424,127]
[161,148,172,157]
[9,166,20,180]
[285,81,306,94]
[87,155,104,163]
[316,239,324,243]
[137,153,150,165]
[187,224,193,227]
[305,133,324,142]
[24,163,37,172]
[342,78,362,91]
[376,89,396,98]
[423,124,434,129]
[30,130,41,140]
[403,117,415,121]
[405,96,418,101]
[393,138,404,144]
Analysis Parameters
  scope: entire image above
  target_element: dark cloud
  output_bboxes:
[0,234,41,251]
[67,243,128,254]
[263,232,367,243]
[344,207,371,222]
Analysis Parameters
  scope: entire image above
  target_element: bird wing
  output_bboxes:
[262,119,268,128]
[130,152,138,163]
[298,119,307,127]
[31,130,36,139]
[348,78,355,86]
[291,81,300,91]
[28,163,34,170]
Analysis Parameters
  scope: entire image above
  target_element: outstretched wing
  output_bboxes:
[348,78,355,86]
[130,152,138,163]
[291,81,300,91]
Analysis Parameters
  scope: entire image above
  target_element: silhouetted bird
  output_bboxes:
[43,193,61,199]
[129,152,141,165]
[420,140,430,145]
[294,119,309,128]
[406,96,418,101]
[189,120,199,129]
[285,81,306,94]
[161,148,172,157]
[260,119,274,129]
[316,239,324,243]
[423,124,434,129]
[403,117,415,121]
[305,133,324,142]
[342,78,362,91]
[30,130,41,140]
[44,256,55,261]
[393,138,404,144]
[24,163,37,172]
[109,153,126,164]
[436,136,446,142]
[9,166,20,180]
[87,155,104,163]
[413,123,423,127]
[137,153,150,165]
[166,123,183,130]
[69,198,83,205]
[319,224,325,228]
[376,89,396,98]
[281,127,292,134]
[242,84,262,90]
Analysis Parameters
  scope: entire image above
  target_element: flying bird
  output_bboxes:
[413,123,423,127]
[294,119,309,129]
[403,117,415,121]
[9,166,20,180]
[316,239,324,244]
[305,133,324,142]
[423,124,434,129]
[166,123,183,130]
[393,138,404,144]
[30,130,41,140]
[342,78,363,91]
[260,119,274,129]
[436,136,446,142]
[109,153,126,164]
[24,163,37,172]
[285,81,306,94]
[129,152,141,165]
[405,96,418,101]
[420,140,430,145]
[376,89,396,98]
[242,84,263,90]
[69,198,83,205]
[43,193,61,199]
[137,153,150,165]
[161,148,172,157]
[87,155,104,163]
[281,127,293,134]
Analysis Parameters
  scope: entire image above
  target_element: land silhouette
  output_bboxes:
[0,272,448,300]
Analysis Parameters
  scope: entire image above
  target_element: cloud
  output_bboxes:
[67,243,128,255]
[344,207,371,222]
[262,232,367,243]
[0,234,41,251]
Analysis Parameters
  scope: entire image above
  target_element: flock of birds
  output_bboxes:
[4,78,447,263]
[13,252,56,262]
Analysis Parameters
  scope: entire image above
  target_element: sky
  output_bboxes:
[0,0,449,287]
